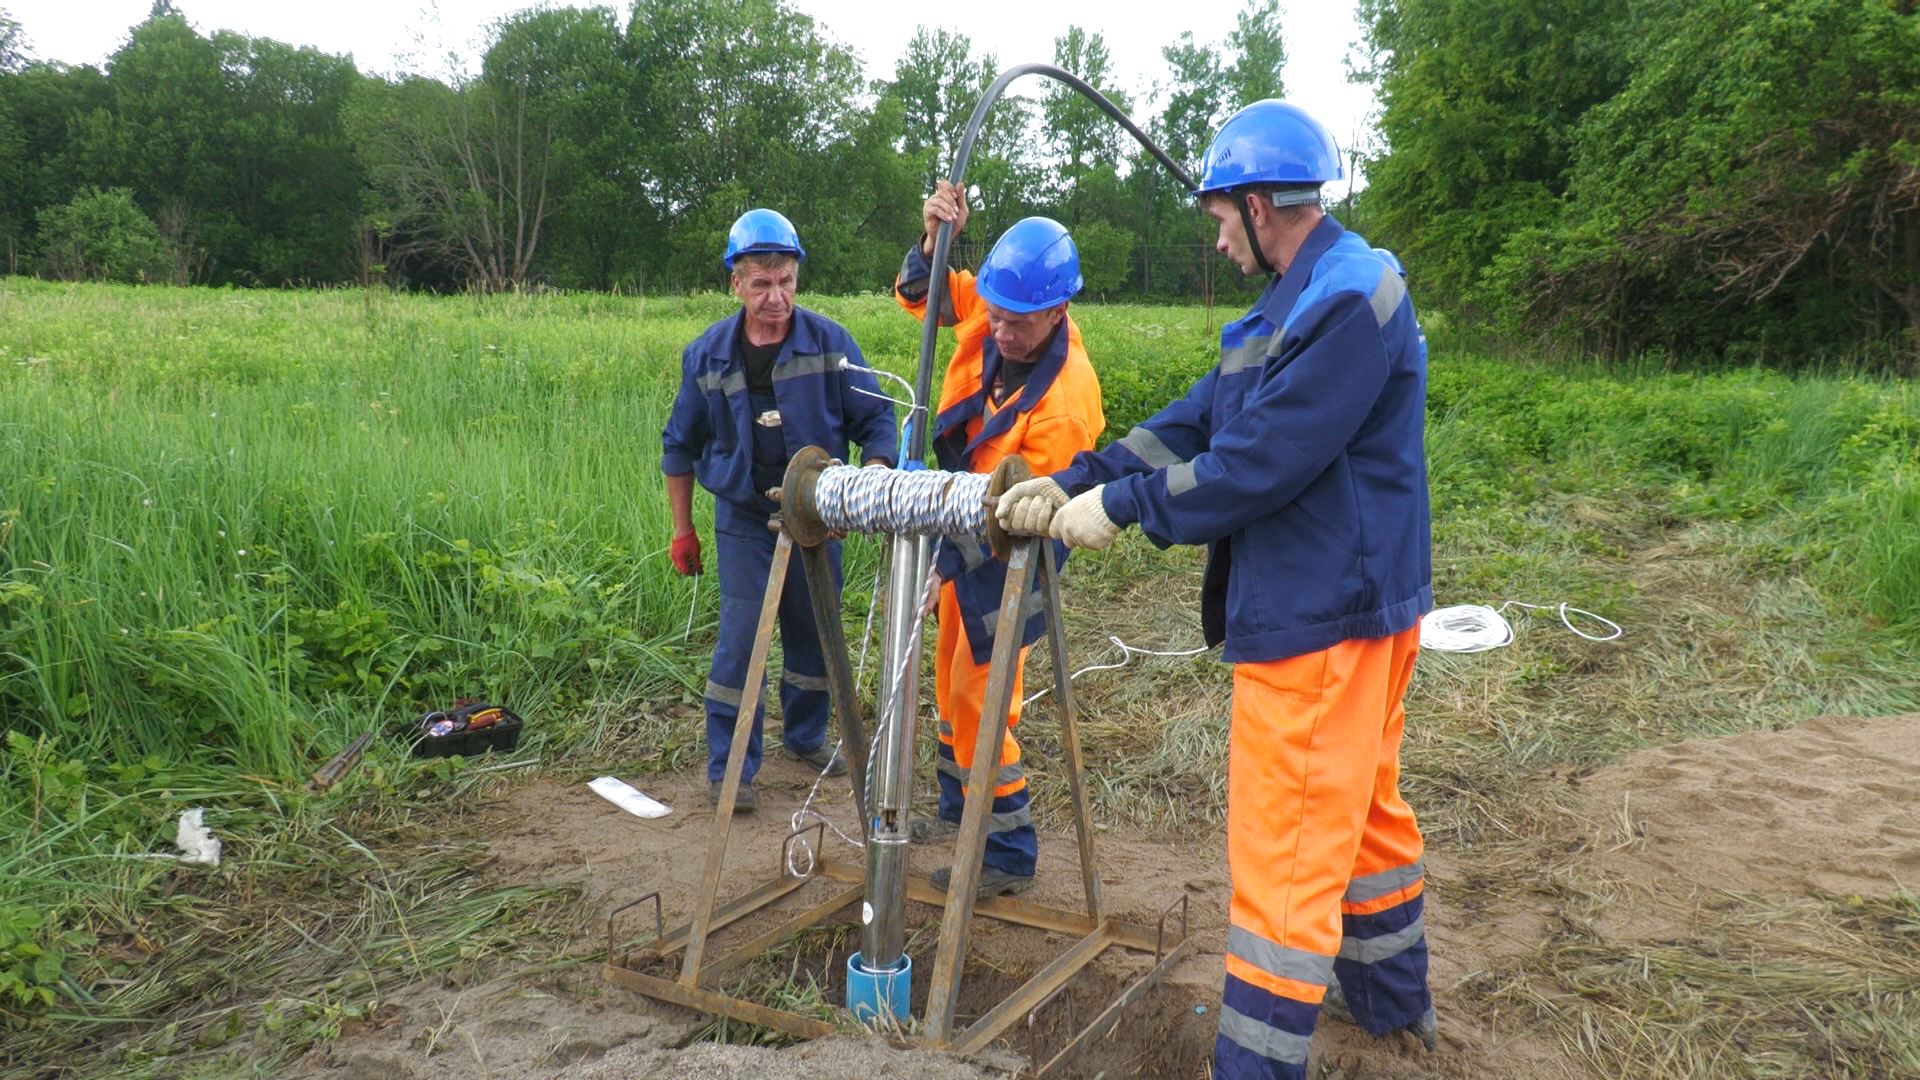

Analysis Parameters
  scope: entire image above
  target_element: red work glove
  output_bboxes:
[670,529,702,576]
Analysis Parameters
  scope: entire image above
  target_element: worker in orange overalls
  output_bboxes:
[895,180,1105,899]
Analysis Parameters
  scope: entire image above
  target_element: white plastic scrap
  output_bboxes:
[588,776,672,819]
[173,808,222,866]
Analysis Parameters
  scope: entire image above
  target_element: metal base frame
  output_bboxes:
[604,501,1191,1075]
[604,855,1191,1075]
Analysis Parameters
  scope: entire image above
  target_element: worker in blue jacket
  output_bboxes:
[997,101,1436,1079]
[661,209,898,813]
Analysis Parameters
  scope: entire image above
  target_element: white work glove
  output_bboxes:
[1050,486,1121,550]
[995,477,1068,536]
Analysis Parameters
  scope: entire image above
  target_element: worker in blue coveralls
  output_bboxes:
[661,209,898,813]
[997,101,1437,1079]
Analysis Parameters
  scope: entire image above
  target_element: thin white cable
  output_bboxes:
[787,551,888,876]
[1022,634,1210,707]
[790,356,935,877]
[1419,600,1622,653]
[840,359,926,421]
[787,759,865,876]
[790,548,939,875]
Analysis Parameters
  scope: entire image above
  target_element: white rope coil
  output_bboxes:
[813,464,991,540]
[1419,600,1622,653]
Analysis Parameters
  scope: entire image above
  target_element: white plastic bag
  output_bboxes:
[588,776,672,819]
[173,808,221,866]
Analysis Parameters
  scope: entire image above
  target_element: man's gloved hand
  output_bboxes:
[1050,486,1121,550]
[670,529,703,576]
[995,477,1068,536]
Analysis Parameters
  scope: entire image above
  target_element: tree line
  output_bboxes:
[3,0,1914,364]
[1358,0,1918,364]
[0,0,1286,302]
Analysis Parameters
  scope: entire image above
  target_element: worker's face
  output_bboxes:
[984,302,1065,362]
[1204,195,1260,275]
[732,258,797,327]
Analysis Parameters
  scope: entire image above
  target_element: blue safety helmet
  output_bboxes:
[724,208,807,270]
[1373,247,1407,278]
[975,217,1082,313]
[1196,100,1345,196]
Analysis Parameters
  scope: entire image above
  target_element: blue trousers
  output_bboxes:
[704,498,843,783]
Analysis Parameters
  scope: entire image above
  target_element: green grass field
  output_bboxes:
[3,277,1918,1076]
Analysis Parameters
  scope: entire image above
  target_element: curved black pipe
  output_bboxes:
[907,63,1197,461]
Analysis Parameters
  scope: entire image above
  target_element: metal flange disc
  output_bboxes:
[779,445,836,548]
[985,455,1032,562]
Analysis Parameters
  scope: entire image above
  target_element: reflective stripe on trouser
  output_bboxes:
[933,582,1036,877]
[1214,625,1429,1079]
[704,501,842,783]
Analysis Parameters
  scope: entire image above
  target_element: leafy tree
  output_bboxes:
[1356,0,1631,303]
[74,10,363,284]
[0,63,109,275]
[35,186,169,282]
[1073,218,1135,298]
[1157,33,1228,169]
[1485,0,1920,362]
[487,6,643,291]
[77,9,227,281]
[626,0,853,282]
[877,27,1042,261]
[1225,0,1285,108]
[1043,27,1130,225]
[347,71,552,292]
[886,28,991,194]
[1,9,26,73]
[215,35,364,282]
[624,0,906,291]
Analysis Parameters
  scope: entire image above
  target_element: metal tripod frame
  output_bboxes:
[604,462,1192,1074]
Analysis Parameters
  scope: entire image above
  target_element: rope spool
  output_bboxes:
[779,445,1029,557]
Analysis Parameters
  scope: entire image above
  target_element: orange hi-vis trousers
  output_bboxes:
[931,584,1036,876]
[1214,625,1432,1080]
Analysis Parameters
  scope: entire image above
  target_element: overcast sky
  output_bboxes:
[6,0,1380,182]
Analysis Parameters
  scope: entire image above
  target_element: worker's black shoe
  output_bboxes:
[1321,983,1438,1052]
[910,816,959,842]
[929,865,1035,901]
[784,741,847,777]
[708,780,757,814]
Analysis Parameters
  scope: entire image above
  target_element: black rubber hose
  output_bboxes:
[907,63,1197,462]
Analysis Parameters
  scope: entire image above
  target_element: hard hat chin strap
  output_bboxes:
[1235,192,1278,277]
[1232,185,1320,277]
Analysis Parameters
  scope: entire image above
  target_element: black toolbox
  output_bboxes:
[412,702,523,758]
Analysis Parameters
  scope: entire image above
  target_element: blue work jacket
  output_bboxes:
[660,307,898,508]
[1053,217,1433,663]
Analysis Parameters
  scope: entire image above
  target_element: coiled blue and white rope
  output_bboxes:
[812,464,992,541]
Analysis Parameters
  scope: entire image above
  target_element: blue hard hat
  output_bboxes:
[1197,100,1345,195]
[1373,247,1406,278]
[975,217,1082,313]
[724,208,806,269]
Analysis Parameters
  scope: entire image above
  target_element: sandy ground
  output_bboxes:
[1579,712,1919,906]
[293,713,1920,1079]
